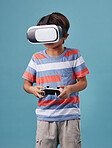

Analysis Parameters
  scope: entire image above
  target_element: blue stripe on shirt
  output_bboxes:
[26,66,36,75]
[36,114,81,121]
[73,63,87,73]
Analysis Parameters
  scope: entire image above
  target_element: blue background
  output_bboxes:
[0,0,112,147]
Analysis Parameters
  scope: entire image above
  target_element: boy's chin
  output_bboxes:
[44,39,63,49]
[44,43,57,48]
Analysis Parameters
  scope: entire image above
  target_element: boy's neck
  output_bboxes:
[46,45,65,57]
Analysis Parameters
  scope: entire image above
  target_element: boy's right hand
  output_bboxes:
[29,85,46,99]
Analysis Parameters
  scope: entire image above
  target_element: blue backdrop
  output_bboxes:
[0,0,112,148]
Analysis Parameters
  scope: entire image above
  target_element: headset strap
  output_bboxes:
[40,13,67,36]
[41,14,51,25]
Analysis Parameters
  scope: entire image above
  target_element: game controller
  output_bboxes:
[40,86,63,97]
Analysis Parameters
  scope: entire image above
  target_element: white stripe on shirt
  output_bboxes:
[35,108,80,117]
[75,56,85,67]
[28,56,84,72]
[28,59,36,70]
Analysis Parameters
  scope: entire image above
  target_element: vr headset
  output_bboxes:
[27,25,63,44]
[27,14,64,44]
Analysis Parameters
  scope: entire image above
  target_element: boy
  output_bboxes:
[23,12,89,148]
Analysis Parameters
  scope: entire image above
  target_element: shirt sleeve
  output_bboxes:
[22,55,36,83]
[73,51,89,79]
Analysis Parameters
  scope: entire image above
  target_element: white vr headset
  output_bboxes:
[27,25,63,44]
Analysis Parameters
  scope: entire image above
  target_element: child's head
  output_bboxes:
[37,12,70,38]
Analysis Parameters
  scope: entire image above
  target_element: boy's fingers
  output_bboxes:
[36,85,44,89]
[37,90,44,93]
[58,85,65,89]
[58,91,65,98]
[36,90,48,98]
[36,93,44,98]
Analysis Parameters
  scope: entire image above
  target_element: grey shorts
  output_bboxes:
[36,119,81,148]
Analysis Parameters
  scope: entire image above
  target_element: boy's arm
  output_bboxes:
[23,79,45,99]
[58,76,87,100]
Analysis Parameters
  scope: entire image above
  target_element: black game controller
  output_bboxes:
[40,86,63,97]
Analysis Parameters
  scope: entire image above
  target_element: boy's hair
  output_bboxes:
[37,12,70,37]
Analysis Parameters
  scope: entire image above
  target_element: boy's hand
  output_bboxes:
[58,85,71,100]
[29,85,47,99]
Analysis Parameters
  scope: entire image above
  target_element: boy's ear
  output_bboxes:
[63,33,69,40]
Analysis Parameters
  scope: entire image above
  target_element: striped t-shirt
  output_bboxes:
[22,47,89,121]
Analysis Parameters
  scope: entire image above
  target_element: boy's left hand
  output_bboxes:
[58,85,71,100]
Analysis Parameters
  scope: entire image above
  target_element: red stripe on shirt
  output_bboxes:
[34,53,47,59]
[73,73,77,80]
[36,75,61,84]
[23,71,36,82]
[64,49,79,57]
[75,67,89,79]
[38,96,79,106]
